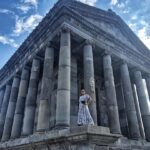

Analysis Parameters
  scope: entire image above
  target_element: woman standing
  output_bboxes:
[77,89,94,126]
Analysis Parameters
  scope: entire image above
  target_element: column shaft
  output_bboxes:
[134,71,150,141]
[11,68,30,139]
[145,77,150,101]
[0,89,5,112]
[22,59,40,135]
[83,43,97,124]
[56,30,71,127]
[2,76,20,141]
[103,54,121,134]
[121,63,140,139]
[70,57,78,125]
[132,84,145,139]
[37,47,54,131]
[0,85,11,139]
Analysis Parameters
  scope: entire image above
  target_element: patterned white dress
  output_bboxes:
[77,94,94,125]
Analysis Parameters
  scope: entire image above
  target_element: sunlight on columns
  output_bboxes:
[143,79,150,110]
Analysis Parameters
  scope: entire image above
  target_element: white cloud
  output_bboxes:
[0,9,14,15]
[0,36,18,48]
[24,0,38,7]
[137,26,150,49]
[17,5,31,13]
[13,14,42,36]
[129,23,138,31]
[17,0,38,13]
[131,15,137,20]
[77,0,97,6]
[123,9,129,14]
[117,2,125,9]
[129,22,150,49]
[110,0,118,6]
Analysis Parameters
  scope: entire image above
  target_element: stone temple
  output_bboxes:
[0,0,150,149]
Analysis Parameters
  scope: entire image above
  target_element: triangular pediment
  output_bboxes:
[59,0,150,55]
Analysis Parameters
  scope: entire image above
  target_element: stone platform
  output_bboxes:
[0,126,120,150]
[0,126,150,149]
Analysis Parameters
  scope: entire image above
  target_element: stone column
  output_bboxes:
[103,54,121,134]
[0,89,5,112]
[0,84,11,139]
[132,84,145,139]
[37,46,54,131]
[2,76,20,141]
[83,42,97,124]
[121,63,140,139]
[11,68,30,139]
[56,29,71,127]
[70,57,78,125]
[134,70,150,141]
[145,76,150,101]
[22,59,40,135]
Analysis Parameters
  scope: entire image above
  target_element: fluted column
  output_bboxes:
[121,63,140,139]
[134,70,150,141]
[103,54,121,134]
[22,59,40,135]
[83,42,97,124]
[11,68,30,139]
[145,76,150,101]
[0,85,11,139]
[132,84,145,139]
[0,89,5,112]
[2,76,20,141]
[56,29,71,127]
[37,46,54,131]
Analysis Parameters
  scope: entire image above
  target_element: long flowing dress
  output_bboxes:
[77,94,94,125]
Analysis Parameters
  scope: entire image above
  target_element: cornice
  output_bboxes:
[62,7,150,66]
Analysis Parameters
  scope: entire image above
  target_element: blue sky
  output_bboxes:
[0,0,150,69]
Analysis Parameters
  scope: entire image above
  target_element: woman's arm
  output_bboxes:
[86,94,92,104]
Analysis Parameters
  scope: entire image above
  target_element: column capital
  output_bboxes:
[46,41,54,48]
[101,50,111,57]
[34,55,43,62]
[14,74,20,79]
[61,24,70,33]
[24,66,30,71]
[142,72,150,79]
[120,59,127,65]
[84,39,94,46]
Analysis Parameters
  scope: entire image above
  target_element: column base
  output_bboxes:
[54,123,70,129]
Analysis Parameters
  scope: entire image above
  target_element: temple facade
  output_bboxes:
[0,0,150,149]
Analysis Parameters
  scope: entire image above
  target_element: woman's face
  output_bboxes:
[81,89,85,95]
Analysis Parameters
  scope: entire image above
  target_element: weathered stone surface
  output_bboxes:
[0,126,121,150]
[56,30,71,127]
[49,90,57,129]
[0,89,5,112]
[22,59,40,136]
[132,84,145,139]
[121,63,140,139]
[0,85,11,139]
[11,68,30,139]
[37,47,54,131]
[103,54,121,134]
[83,43,97,124]
[134,71,150,141]
[2,76,20,141]
[145,76,150,101]
[97,89,109,127]
[116,83,129,137]
[71,57,78,126]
